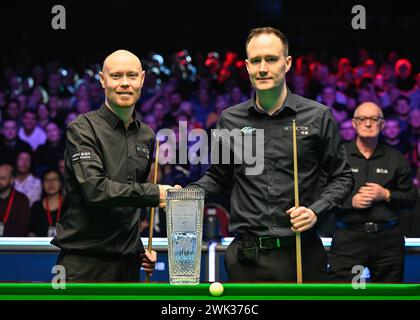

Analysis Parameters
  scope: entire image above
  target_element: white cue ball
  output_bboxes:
[209,282,224,297]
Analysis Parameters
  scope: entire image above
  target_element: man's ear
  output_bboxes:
[99,71,105,89]
[140,70,145,88]
[380,119,385,131]
[245,59,250,74]
[285,56,292,73]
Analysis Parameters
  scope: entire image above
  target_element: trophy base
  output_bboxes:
[169,276,200,285]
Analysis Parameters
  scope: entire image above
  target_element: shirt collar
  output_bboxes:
[247,87,297,116]
[99,103,140,131]
[370,143,386,158]
[349,140,386,159]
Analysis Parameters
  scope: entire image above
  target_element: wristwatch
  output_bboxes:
[385,189,391,202]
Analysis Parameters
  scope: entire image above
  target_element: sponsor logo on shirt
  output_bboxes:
[136,145,150,159]
[71,150,93,163]
[351,168,359,173]
[376,168,388,174]
[283,125,310,136]
[240,126,256,135]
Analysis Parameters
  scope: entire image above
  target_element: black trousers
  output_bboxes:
[328,226,405,282]
[56,251,141,282]
[224,236,327,282]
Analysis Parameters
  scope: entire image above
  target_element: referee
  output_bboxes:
[329,102,416,282]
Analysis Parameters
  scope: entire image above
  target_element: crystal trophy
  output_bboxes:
[166,188,204,285]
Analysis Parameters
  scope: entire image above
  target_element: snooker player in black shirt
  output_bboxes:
[52,50,178,282]
[190,27,354,281]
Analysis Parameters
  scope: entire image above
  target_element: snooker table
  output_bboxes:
[0,283,419,300]
[2,237,420,282]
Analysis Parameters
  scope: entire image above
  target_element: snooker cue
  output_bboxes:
[292,119,303,284]
[145,139,160,283]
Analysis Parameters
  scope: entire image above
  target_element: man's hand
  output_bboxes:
[286,206,317,232]
[158,185,180,208]
[358,183,389,202]
[352,192,374,209]
[141,249,157,275]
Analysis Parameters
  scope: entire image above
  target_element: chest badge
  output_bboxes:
[136,145,150,160]
[240,126,256,135]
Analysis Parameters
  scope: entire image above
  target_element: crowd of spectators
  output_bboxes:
[1,48,419,237]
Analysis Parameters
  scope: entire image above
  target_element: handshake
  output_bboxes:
[158,184,182,208]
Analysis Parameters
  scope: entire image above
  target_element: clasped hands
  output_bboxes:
[352,182,389,209]
[158,184,182,208]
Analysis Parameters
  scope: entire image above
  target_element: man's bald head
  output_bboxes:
[354,102,383,118]
[99,49,145,110]
[102,50,142,73]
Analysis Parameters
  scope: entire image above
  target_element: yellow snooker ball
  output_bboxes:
[209,282,224,297]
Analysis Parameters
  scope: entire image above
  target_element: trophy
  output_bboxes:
[166,188,204,285]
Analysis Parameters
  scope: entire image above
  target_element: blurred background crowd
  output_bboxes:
[1,47,419,238]
[0,0,419,239]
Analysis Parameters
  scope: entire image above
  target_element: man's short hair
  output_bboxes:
[246,27,289,57]
[353,103,384,119]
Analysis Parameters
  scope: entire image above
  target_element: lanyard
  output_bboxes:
[44,194,62,227]
[2,190,15,224]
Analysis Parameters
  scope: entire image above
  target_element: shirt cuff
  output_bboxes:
[138,183,160,207]
[308,200,330,216]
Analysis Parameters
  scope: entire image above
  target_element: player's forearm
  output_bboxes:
[310,172,355,215]
[78,177,160,208]
[188,164,233,198]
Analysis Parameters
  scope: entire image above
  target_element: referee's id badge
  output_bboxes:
[0,222,4,236]
[48,226,57,237]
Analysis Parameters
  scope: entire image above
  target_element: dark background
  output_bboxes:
[0,0,419,66]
